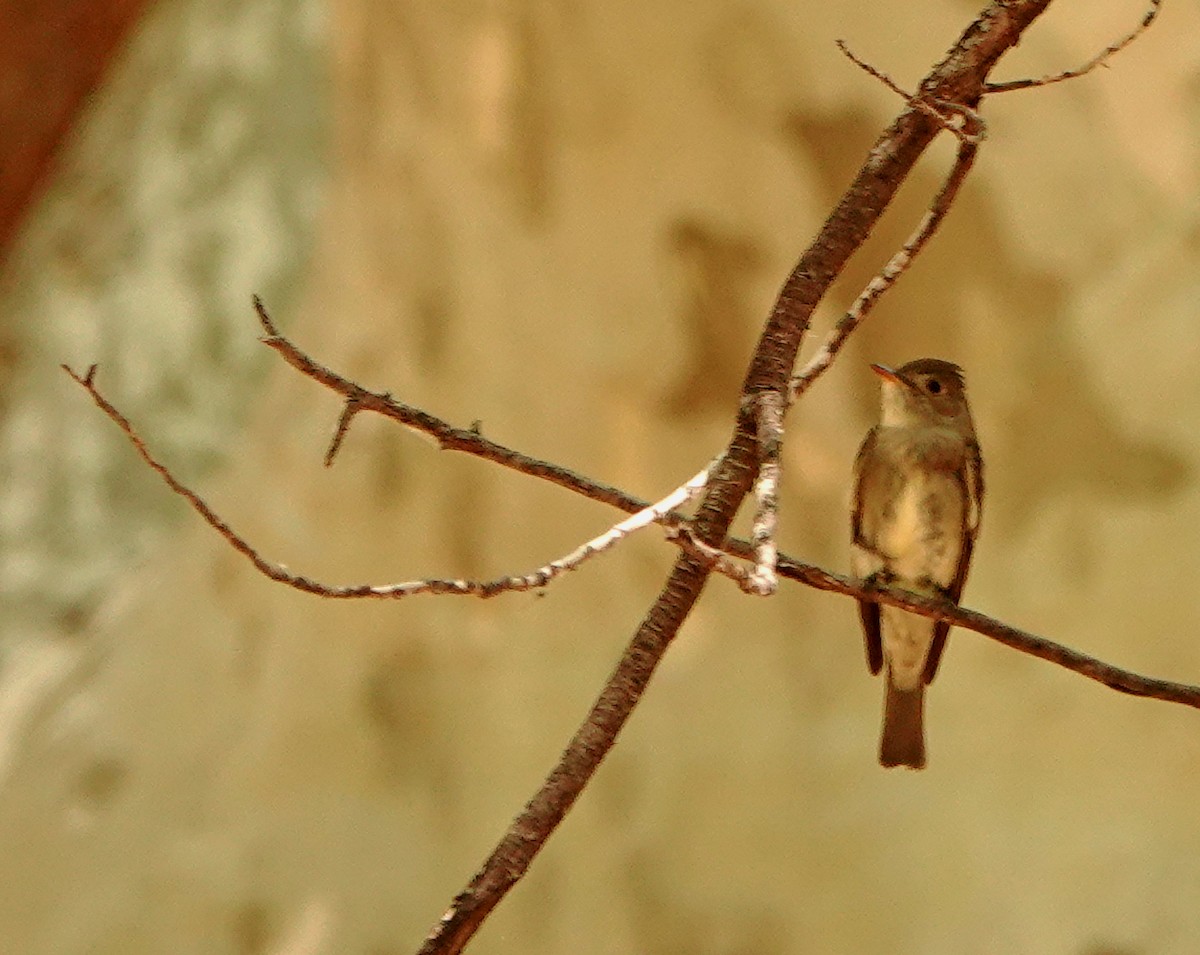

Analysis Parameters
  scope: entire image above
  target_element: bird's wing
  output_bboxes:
[851,427,886,675]
[923,438,983,684]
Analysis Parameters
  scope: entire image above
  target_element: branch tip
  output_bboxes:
[62,362,98,387]
[985,0,1161,93]
[252,294,279,336]
[836,38,914,102]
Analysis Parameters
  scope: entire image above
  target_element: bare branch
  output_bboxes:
[746,391,784,595]
[64,4,1172,954]
[986,0,1161,93]
[66,359,1197,711]
[773,554,1200,709]
[791,131,980,402]
[510,458,721,591]
[62,363,352,596]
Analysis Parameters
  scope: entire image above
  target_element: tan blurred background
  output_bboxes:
[2,1,1200,953]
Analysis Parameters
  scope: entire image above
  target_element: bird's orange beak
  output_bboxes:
[870,363,903,384]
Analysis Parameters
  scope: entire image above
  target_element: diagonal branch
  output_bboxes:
[773,556,1200,709]
[254,296,651,518]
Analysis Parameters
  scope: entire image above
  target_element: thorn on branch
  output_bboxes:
[252,293,280,338]
[985,0,1161,93]
[325,398,363,467]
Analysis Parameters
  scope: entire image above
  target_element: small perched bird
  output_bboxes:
[851,359,983,769]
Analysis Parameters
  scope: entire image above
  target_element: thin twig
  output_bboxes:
[253,296,653,518]
[790,131,980,401]
[836,39,987,145]
[986,0,1161,93]
[837,38,914,101]
[673,527,759,588]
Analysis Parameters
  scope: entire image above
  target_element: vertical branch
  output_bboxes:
[747,391,785,595]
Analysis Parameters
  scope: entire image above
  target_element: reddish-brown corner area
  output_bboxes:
[0,0,151,262]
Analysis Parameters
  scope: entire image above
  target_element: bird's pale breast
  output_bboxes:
[877,470,964,588]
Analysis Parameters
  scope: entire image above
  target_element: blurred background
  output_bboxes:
[2,1,1199,952]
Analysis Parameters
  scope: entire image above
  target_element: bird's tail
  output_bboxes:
[879,676,926,770]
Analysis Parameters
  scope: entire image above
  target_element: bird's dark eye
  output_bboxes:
[926,379,942,394]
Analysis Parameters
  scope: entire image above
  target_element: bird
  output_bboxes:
[850,358,983,769]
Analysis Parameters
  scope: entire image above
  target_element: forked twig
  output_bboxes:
[63,361,735,597]
[415,5,1128,952]
[737,49,985,598]
[66,332,1199,712]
